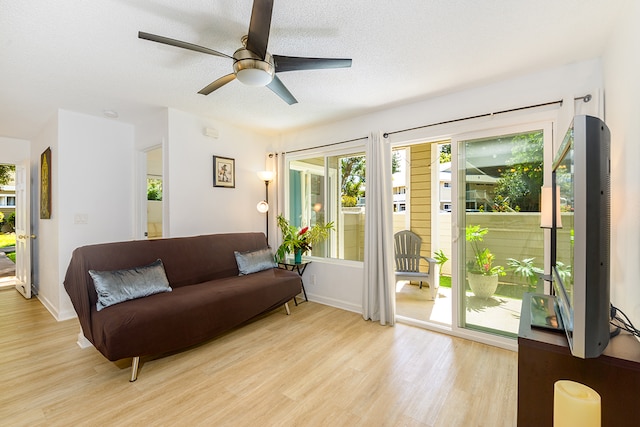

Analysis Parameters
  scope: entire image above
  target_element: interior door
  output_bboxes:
[14,161,32,298]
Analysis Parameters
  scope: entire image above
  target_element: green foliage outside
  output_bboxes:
[147,179,162,201]
[434,249,448,269]
[438,275,452,288]
[0,164,15,185]
[439,144,451,163]
[391,151,401,174]
[465,224,506,276]
[493,131,543,212]
[6,213,15,231]
[340,156,365,206]
[0,213,15,232]
[442,133,543,212]
[507,257,571,291]
[340,151,402,207]
[0,233,16,247]
[341,195,358,207]
[1,232,16,262]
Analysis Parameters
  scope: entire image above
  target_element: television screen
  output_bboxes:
[551,115,610,359]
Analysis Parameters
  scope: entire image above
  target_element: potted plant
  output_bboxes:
[434,249,449,270]
[507,257,572,292]
[506,257,541,292]
[275,214,334,263]
[466,224,506,298]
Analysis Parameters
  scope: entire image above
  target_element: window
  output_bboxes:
[0,196,14,207]
[286,149,366,261]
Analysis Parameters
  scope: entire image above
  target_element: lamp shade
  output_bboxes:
[257,170,275,182]
[256,201,269,213]
[541,186,563,228]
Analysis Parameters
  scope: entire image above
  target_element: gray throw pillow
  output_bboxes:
[89,259,172,311]
[234,247,276,275]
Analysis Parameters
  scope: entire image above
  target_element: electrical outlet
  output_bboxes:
[310,274,316,286]
[74,214,88,224]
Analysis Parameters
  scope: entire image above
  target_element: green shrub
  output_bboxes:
[6,213,15,232]
[147,179,163,201]
[341,195,357,207]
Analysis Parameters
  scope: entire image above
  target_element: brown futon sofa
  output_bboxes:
[64,232,302,381]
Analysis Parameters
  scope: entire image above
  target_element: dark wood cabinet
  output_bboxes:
[517,293,640,427]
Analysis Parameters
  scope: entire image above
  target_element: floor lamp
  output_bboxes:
[257,171,275,243]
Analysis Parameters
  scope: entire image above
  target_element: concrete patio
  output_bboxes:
[395,281,523,335]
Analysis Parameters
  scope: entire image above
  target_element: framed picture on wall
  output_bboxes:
[213,156,235,188]
[40,147,52,219]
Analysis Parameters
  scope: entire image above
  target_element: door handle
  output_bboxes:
[17,234,37,239]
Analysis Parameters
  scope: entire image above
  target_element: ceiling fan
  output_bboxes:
[139,0,352,105]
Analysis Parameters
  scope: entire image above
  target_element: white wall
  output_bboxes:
[278,59,604,313]
[31,113,60,317]
[603,1,640,328]
[134,108,168,152]
[0,136,30,162]
[166,109,276,239]
[32,110,136,320]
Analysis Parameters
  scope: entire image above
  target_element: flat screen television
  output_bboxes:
[551,115,611,359]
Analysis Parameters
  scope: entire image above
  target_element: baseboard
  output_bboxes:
[36,294,76,321]
[36,294,59,320]
[57,309,77,321]
[306,293,361,314]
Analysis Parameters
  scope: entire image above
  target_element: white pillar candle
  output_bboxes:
[554,380,601,427]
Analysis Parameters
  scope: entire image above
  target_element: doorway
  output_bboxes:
[393,142,453,327]
[144,146,163,239]
[0,163,17,288]
[452,124,549,338]
[0,159,32,298]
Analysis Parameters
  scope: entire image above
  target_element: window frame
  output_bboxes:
[283,141,367,265]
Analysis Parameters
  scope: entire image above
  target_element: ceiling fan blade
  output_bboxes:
[246,0,273,59]
[273,55,352,73]
[266,75,298,105]
[139,31,231,59]
[198,74,236,95]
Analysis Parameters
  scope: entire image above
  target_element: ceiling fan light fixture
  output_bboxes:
[233,49,274,87]
[236,67,273,86]
[139,5,352,103]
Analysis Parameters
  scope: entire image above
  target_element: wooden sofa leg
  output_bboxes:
[284,302,291,315]
[130,356,140,382]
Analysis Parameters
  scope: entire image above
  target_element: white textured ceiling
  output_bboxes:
[0,0,626,139]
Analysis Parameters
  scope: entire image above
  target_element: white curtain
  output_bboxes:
[362,131,396,325]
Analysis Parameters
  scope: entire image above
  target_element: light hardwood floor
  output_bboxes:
[0,288,517,426]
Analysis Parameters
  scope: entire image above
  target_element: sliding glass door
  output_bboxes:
[454,125,549,337]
